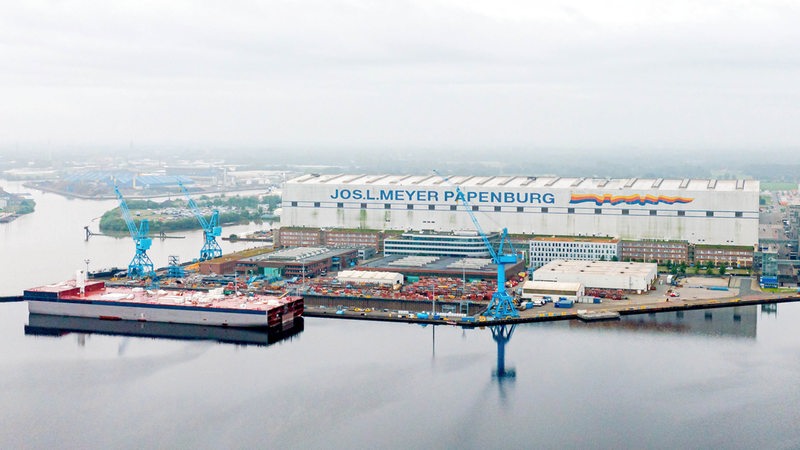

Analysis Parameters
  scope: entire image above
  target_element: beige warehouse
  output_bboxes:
[532,260,657,292]
[520,281,584,301]
[337,270,404,286]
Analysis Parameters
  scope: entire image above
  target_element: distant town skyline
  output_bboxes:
[2,147,799,183]
[1,1,799,152]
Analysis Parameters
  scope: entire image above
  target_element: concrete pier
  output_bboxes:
[303,290,800,327]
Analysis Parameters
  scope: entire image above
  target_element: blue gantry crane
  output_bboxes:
[178,181,222,261]
[113,185,155,279]
[435,171,520,319]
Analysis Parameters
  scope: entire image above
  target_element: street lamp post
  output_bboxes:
[432,284,435,316]
[462,265,466,298]
[84,259,90,277]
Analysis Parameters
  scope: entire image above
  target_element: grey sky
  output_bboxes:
[1,1,799,151]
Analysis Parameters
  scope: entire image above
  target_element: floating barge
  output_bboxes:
[25,313,304,347]
[577,310,621,322]
[23,279,303,329]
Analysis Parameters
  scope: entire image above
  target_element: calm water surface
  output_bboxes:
[0,180,271,296]
[2,181,800,449]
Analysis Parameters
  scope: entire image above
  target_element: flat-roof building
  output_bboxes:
[282,174,759,247]
[358,254,525,281]
[529,236,620,269]
[520,281,584,301]
[384,231,498,258]
[337,270,404,286]
[694,245,755,268]
[621,240,690,264]
[235,247,359,279]
[275,227,387,251]
[533,260,657,293]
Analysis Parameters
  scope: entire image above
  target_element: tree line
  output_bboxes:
[99,194,280,234]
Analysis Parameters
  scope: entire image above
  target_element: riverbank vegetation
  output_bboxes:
[99,194,280,234]
[0,188,36,219]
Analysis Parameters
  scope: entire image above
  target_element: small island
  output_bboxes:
[0,188,36,222]
[99,194,280,234]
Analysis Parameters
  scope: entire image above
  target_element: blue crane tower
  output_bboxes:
[113,185,155,279]
[435,171,521,319]
[178,181,222,261]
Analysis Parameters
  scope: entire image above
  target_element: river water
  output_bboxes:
[2,180,800,449]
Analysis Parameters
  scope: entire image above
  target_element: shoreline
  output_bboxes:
[303,291,800,327]
[7,287,798,326]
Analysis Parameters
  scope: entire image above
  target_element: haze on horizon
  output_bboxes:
[1,1,799,155]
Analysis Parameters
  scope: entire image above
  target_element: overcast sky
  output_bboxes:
[1,1,799,153]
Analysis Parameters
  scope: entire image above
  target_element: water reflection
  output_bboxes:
[429,323,518,400]
[24,313,304,348]
[761,302,778,316]
[571,306,758,338]
[489,324,517,403]
[491,324,516,379]
[0,180,273,296]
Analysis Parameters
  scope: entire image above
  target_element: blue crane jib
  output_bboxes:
[113,185,155,279]
[178,182,222,261]
[434,170,520,320]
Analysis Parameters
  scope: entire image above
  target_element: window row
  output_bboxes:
[291,201,744,217]
[534,243,617,248]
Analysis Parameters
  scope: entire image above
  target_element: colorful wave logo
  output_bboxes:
[569,194,694,206]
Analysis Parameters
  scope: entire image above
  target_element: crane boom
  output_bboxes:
[434,170,520,319]
[455,188,498,261]
[178,181,222,261]
[114,185,140,241]
[179,182,209,229]
[113,185,154,279]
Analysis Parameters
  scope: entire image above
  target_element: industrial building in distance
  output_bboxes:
[200,247,359,279]
[282,173,758,246]
[278,173,759,268]
[358,254,525,281]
